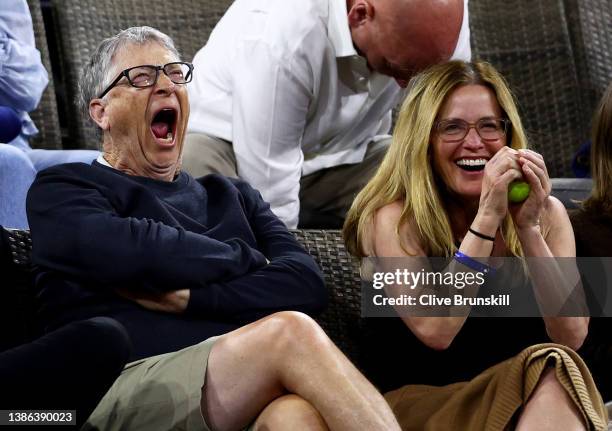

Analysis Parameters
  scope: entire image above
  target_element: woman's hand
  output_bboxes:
[477,147,523,228]
[509,149,552,231]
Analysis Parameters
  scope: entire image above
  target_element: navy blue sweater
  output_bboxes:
[27,162,326,360]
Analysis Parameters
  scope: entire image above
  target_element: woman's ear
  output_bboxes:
[89,99,109,131]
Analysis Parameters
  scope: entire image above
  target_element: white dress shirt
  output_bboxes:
[188,0,471,228]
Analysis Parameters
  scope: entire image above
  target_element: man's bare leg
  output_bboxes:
[516,368,586,431]
[252,394,329,431]
[202,311,400,431]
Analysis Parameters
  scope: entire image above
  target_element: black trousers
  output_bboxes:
[0,317,131,427]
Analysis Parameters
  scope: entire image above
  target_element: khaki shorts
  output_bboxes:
[84,336,219,431]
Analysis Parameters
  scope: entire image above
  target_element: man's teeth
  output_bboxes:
[456,158,487,167]
[163,131,173,141]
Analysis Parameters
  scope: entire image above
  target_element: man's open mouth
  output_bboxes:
[150,108,177,144]
[455,158,487,172]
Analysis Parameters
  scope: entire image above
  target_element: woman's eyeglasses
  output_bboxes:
[435,118,511,142]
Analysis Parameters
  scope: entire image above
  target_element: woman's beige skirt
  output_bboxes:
[385,343,608,431]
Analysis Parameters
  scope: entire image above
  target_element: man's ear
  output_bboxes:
[347,0,374,29]
[89,99,109,131]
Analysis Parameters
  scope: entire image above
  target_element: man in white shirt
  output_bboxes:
[186,0,471,228]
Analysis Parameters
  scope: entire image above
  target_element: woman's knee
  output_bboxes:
[531,367,564,396]
[518,368,586,430]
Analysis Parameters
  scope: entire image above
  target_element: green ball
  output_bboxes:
[508,181,531,203]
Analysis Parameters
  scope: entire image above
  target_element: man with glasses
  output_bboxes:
[185,0,471,229]
[27,26,401,430]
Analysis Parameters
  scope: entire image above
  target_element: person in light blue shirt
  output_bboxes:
[0,0,98,229]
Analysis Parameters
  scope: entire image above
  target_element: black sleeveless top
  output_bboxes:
[358,259,550,393]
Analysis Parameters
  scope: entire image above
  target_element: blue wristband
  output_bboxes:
[453,251,496,276]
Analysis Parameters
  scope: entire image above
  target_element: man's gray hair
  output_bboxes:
[78,26,181,124]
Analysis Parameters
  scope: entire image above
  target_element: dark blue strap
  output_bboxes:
[454,250,496,276]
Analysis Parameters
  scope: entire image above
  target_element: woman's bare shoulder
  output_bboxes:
[364,200,422,257]
[542,195,571,230]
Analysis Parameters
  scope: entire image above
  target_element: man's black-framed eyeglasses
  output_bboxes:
[435,118,511,142]
[98,62,194,98]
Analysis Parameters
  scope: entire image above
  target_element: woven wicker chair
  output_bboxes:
[469,0,584,178]
[0,227,363,363]
[291,230,363,362]
[50,0,234,150]
[25,0,62,149]
[564,0,612,145]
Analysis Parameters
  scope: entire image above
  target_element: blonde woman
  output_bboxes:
[344,61,606,430]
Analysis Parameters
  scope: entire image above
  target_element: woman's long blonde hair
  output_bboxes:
[583,81,612,214]
[343,61,529,258]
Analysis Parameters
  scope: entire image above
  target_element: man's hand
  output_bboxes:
[116,289,190,314]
